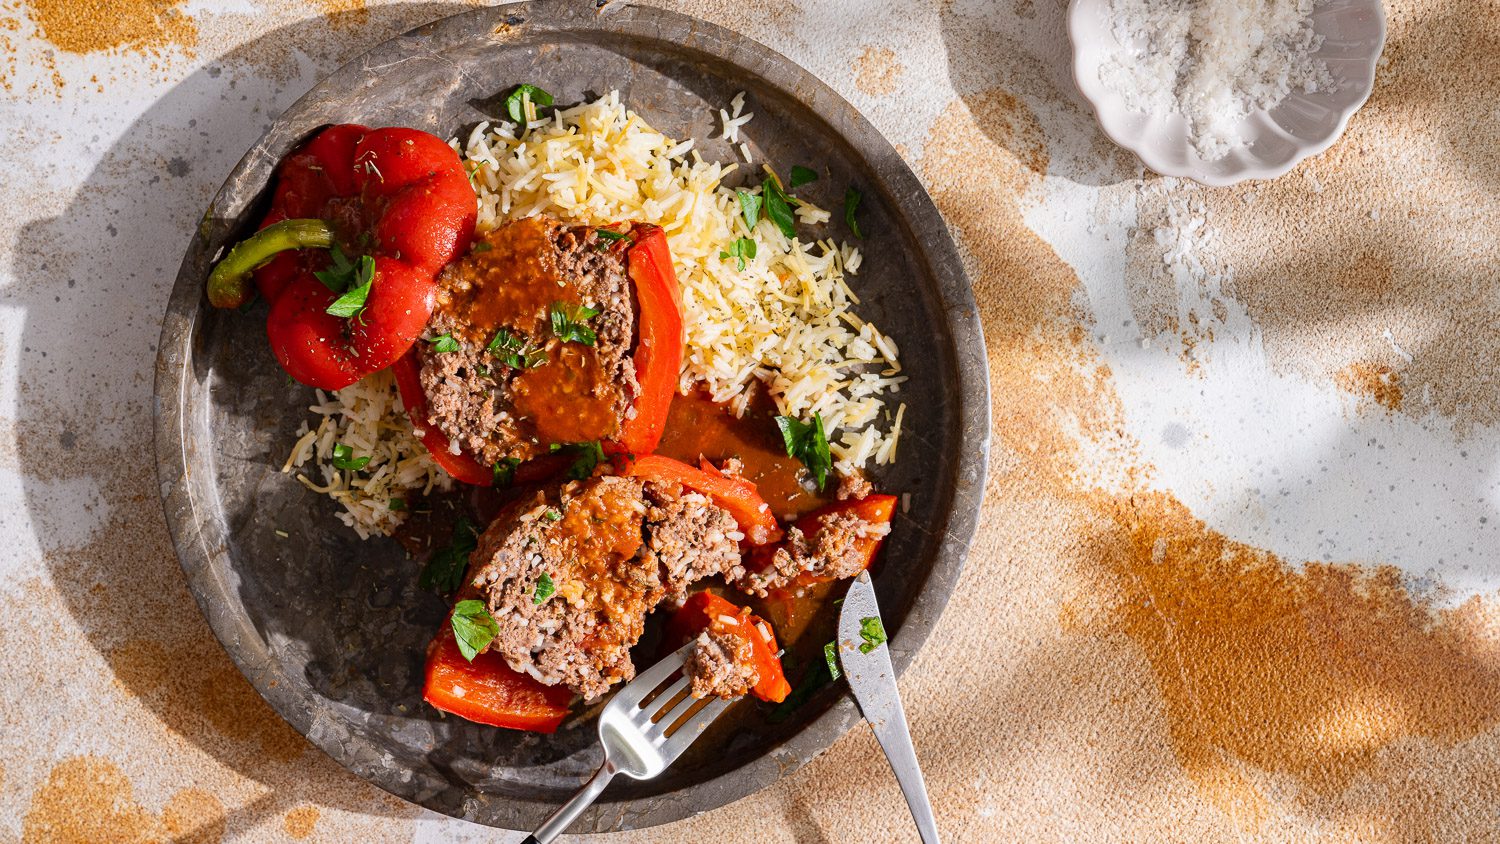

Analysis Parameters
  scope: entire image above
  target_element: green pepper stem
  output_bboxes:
[206,218,335,308]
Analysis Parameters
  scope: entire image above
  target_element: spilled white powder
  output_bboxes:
[1100,0,1336,160]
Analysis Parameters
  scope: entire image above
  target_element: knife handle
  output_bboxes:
[869,695,941,843]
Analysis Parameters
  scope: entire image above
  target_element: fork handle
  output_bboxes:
[525,760,617,843]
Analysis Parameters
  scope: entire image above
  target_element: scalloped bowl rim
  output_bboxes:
[1068,0,1386,186]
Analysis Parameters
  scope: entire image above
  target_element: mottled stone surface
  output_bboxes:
[4,0,1500,841]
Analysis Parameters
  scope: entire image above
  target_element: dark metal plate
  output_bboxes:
[153,0,988,831]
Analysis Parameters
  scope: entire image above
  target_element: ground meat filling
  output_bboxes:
[733,510,891,597]
[641,480,744,601]
[836,472,874,501]
[466,475,741,700]
[686,628,759,699]
[418,215,639,466]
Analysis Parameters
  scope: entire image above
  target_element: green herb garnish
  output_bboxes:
[505,84,555,123]
[534,572,556,604]
[718,236,757,271]
[858,616,887,653]
[789,165,819,188]
[330,443,371,471]
[762,176,797,239]
[567,443,603,482]
[843,186,864,239]
[550,301,602,346]
[595,228,630,243]
[472,241,493,253]
[774,413,832,491]
[823,640,841,680]
[313,246,361,292]
[322,251,376,318]
[737,189,762,231]
[450,599,500,661]
[388,497,406,511]
[488,329,548,369]
[428,333,460,353]
[492,456,521,488]
[542,508,563,522]
[420,516,477,595]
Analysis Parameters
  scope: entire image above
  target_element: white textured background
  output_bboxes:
[3,0,1498,841]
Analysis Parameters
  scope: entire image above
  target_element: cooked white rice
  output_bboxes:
[282,369,453,539]
[291,90,906,537]
[454,90,906,469]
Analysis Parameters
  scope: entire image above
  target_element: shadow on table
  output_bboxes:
[3,2,474,838]
[936,0,1140,188]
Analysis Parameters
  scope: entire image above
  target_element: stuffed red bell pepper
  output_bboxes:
[392,218,685,486]
[623,454,783,545]
[422,620,574,733]
[206,124,476,390]
[666,591,791,704]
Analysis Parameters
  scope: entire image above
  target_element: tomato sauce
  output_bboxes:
[656,391,831,521]
[435,216,624,444]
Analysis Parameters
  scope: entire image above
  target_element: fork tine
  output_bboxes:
[658,696,734,760]
[642,675,693,733]
[611,641,694,710]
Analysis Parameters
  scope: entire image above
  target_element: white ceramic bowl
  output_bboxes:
[1068,0,1385,186]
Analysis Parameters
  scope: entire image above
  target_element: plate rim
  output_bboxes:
[152,0,990,830]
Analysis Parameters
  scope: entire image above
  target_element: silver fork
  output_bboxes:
[522,640,735,843]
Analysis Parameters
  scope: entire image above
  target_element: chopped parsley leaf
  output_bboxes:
[843,186,864,240]
[761,176,797,239]
[556,440,605,480]
[737,189,762,231]
[488,328,548,369]
[323,252,376,318]
[774,413,832,491]
[595,228,630,242]
[388,497,407,511]
[718,236,757,271]
[505,84,555,124]
[419,516,477,595]
[823,640,841,680]
[487,328,521,355]
[789,165,819,188]
[428,333,460,353]
[492,456,521,488]
[534,572,556,604]
[858,616,887,653]
[542,508,563,522]
[450,599,499,661]
[313,246,358,292]
[330,443,371,471]
[550,301,602,346]
[471,241,493,253]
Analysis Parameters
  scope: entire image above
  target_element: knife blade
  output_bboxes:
[837,571,941,844]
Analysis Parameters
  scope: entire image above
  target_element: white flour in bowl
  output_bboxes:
[1099,0,1337,160]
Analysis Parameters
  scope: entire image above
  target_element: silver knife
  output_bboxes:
[837,571,941,843]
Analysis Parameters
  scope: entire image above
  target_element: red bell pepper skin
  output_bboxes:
[615,225,684,456]
[391,348,493,485]
[622,454,783,545]
[422,622,574,733]
[787,494,897,585]
[253,123,369,304]
[392,348,581,486]
[209,125,476,391]
[755,494,898,642]
[666,591,791,704]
